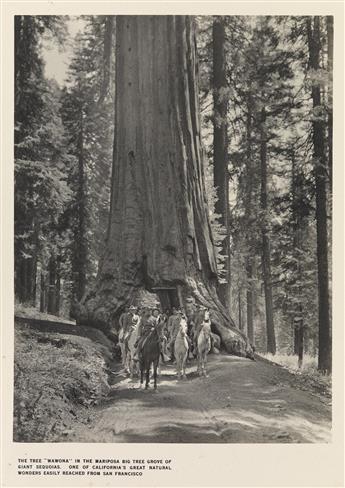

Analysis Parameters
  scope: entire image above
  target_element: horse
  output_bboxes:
[125,313,141,378]
[196,309,212,376]
[166,313,182,362]
[118,312,139,373]
[139,315,165,390]
[118,326,128,371]
[174,316,189,379]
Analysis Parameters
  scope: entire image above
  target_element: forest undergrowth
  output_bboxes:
[13,311,113,442]
[15,301,75,323]
[259,352,332,402]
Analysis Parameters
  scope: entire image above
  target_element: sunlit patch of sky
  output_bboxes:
[42,16,86,86]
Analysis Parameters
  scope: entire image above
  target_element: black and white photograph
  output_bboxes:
[10,11,336,448]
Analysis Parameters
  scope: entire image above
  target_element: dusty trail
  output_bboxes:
[68,355,331,443]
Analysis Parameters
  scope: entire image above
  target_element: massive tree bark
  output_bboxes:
[260,107,276,354]
[307,17,331,374]
[212,16,231,309]
[76,16,253,358]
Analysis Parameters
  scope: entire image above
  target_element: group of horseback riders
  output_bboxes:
[118,301,213,363]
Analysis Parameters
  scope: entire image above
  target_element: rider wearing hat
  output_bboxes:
[119,304,138,343]
[134,307,160,360]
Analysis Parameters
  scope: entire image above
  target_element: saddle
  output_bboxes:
[135,326,156,357]
[140,333,150,350]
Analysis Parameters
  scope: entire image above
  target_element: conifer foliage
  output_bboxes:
[14,15,332,372]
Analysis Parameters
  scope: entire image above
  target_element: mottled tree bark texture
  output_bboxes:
[260,108,276,355]
[307,17,331,373]
[212,17,231,309]
[76,16,253,359]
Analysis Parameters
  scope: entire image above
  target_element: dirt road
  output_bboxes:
[68,354,331,443]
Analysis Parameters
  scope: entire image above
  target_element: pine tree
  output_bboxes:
[307,16,331,373]
[61,16,115,307]
[14,16,68,305]
[212,16,231,309]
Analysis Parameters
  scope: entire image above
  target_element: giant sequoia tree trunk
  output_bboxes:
[212,17,231,309]
[307,17,331,374]
[76,16,253,359]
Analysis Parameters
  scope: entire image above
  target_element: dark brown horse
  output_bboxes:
[139,315,166,389]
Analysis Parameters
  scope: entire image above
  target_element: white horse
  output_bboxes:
[118,313,139,373]
[197,310,212,377]
[118,327,128,371]
[125,314,141,378]
[174,317,189,379]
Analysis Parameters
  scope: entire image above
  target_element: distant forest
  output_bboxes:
[14,16,332,373]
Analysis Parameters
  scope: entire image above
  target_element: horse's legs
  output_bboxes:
[182,352,187,378]
[153,360,158,389]
[125,352,129,375]
[197,352,202,376]
[200,355,204,376]
[124,345,131,374]
[145,366,150,389]
[129,356,133,378]
[140,364,144,388]
[203,352,208,377]
[193,340,197,358]
[176,355,180,379]
[120,344,125,366]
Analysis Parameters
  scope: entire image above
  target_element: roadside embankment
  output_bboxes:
[14,316,115,442]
